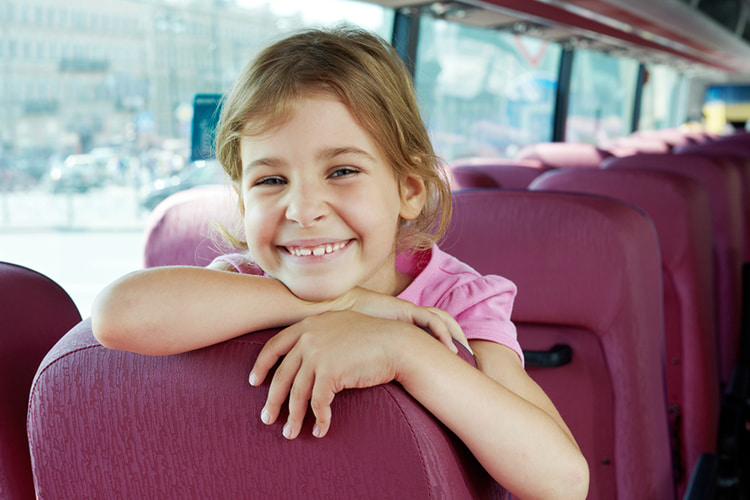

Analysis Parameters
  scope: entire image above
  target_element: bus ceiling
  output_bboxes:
[365,0,750,74]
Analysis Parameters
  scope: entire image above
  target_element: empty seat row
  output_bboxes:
[448,129,750,497]
[445,189,673,499]
[529,167,719,495]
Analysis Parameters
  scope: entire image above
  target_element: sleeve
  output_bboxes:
[209,253,265,275]
[442,275,524,365]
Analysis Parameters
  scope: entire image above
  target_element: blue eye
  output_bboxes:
[254,176,285,186]
[330,167,359,178]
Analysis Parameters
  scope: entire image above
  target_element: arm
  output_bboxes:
[251,314,588,500]
[92,265,462,355]
[91,266,329,355]
[406,339,589,499]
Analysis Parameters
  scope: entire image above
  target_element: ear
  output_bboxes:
[399,174,427,221]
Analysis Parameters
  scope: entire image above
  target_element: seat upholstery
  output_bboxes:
[675,142,750,262]
[0,262,81,500]
[143,185,242,268]
[631,129,693,147]
[27,321,504,499]
[529,168,720,496]
[604,136,671,154]
[713,132,750,148]
[677,139,750,157]
[442,190,673,500]
[448,158,548,190]
[513,142,611,168]
[604,153,744,387]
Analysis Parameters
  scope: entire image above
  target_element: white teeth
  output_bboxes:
[288,241,346,257]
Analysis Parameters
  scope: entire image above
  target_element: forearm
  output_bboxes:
[393,334,588,499]
[91,266,331,355]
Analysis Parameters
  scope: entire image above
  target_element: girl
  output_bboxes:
[92,27,588,499]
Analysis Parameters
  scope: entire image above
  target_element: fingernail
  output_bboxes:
[450,342,458,354]
[261,408,271,424]
[313,425,322,438]
[249,372,258,386]
[283,422,293,439]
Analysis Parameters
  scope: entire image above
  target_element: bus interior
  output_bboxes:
[3,0,750,498]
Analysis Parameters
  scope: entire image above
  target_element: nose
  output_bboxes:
[285,183,328,227]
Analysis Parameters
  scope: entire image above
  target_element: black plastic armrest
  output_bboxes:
[523,344,572,368]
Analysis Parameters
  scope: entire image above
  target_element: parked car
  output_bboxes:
[140,160,227,211]
[49,154,104,193]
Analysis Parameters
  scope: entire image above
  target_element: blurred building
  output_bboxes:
[0,0,282,166]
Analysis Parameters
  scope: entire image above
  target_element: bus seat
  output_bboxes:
[604,153,744,388]
[143,185,241,268]
[603,136,671,154]
[441,190,673,500]
[0,262,81,500]
[448,158,548,190]
[529,168,720,496]
[675,142,750,262]
[632,128,694,147]
[602,145,639,157]
[27,320,506,499]
[513,142,611,168]
[676,140,750,159]
[714,132,750,148]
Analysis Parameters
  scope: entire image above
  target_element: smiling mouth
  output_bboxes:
[284,240,351,257]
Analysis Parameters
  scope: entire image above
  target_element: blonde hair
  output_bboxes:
[215,26,451,252]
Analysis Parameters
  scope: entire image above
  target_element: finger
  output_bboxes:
[250,324,301,386]
[310,377,336,438]
[416,309,459,353]
[261,350,303,427]
[283,363,315,440]
[428,307,463,335]
[429,308,468,349]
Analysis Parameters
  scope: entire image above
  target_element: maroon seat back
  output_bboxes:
[529,168,720,495]
[675,142,750,261]
[441,190,673,500]
[713,132,750,148]
[513,142,611,168]
[448,158,548,190]
[604,136,671,154]
[604,153,744,386]
[632,129,693,147]
[28,321,503,499]
[143,185,242,268]
[677,140,750,157]
[0,262,81,500]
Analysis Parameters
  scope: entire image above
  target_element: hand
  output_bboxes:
[248,311,424,440]
[334,287,468,353]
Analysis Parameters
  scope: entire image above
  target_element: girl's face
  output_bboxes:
[238,95,425,301]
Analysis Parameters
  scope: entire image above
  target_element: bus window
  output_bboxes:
[414,17,561,161]
[0,0,393,317]
[565,48,639,144]
[638,64,689,131]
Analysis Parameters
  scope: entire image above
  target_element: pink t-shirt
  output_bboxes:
[212,245,522,363]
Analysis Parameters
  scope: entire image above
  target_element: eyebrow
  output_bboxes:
[317,146,377,163]
[242,146,377,176]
